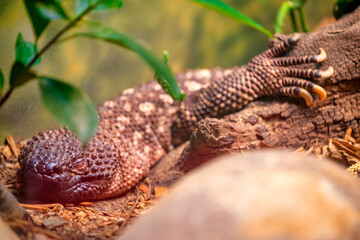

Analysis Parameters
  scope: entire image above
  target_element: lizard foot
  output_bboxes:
[278,65,333,106]
[250,35,334,106]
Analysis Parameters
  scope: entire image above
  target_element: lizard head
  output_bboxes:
[17,127,119,203]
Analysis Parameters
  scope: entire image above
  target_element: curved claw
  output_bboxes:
[320,66,334,79]
[290,33,302,43]
[299,89,313,106]
[315,48,327,63]
[312,85,327,101]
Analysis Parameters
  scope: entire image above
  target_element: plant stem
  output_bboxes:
[289,9,298,32]
[0,88,13,108]
[298,8,308,32]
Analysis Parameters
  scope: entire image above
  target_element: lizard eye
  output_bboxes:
[71,157,88,174]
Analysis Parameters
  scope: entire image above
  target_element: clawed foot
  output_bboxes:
[249,34,334,106]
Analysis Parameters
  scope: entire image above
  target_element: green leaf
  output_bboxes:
[191,0,273,38]
[24,0,68,38]
[15,33,41,66]
[10,62,36,88]
[75,0,123,16]
[95,0,123,10]
[75,0,91,15]
[24,0,50,38]
[154,51,186,101]
[34,0,69,20]
[0,69,4,94]
[162,50,169,63]
[72,27,185,101]
[38,77,98,144]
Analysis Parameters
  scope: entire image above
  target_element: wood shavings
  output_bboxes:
[154,186,168,198]
[138,183,150,194]
[42,216,67,229]
[296,127,360,177]
[6,136,20,158]
[328,128,360,167]
[0,137,20,194]
[19,203,64,211]
[79,202,94,206]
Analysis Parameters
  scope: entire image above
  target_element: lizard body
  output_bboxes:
[17,36,333,203]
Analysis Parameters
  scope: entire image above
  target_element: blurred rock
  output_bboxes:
[120,151,360,240]
[0,218,19,240]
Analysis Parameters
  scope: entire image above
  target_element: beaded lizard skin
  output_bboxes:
[17,36,334,203]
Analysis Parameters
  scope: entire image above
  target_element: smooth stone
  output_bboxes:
[120,150,360,240]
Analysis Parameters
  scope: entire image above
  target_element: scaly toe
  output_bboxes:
[314,48,327,63]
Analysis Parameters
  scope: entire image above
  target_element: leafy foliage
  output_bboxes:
[191,0,273,38]
[191,0,312,35]
[39,77,98,144]
[72,27,185,101]
[24,0,69,38]
[155,51,186,101]
[23,0,50,38]
[1,0,332,143]
[34,0,69,20]
[75,0,123,15]
[0,0,184,144]
[10,62,36,88]
[15,33,41,66]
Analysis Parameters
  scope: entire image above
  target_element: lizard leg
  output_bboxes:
[279,77,327,106]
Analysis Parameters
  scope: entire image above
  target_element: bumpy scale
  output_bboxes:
[17,36,334,203]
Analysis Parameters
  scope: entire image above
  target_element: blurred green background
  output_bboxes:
[0,0,332,141]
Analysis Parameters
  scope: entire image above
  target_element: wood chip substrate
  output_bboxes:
[0,136,168,239]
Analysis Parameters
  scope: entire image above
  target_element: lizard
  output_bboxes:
[16,35,334,203]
